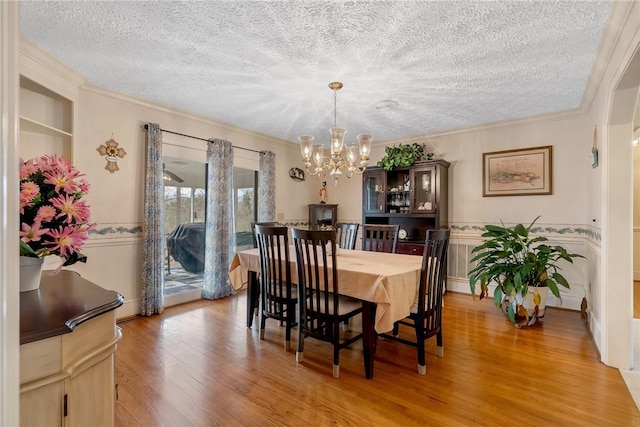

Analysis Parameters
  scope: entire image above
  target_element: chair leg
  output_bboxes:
[416,326,426,375]
[333,324,340,379]
[417,363,426,375]
[392,321,399,336]
[296,328,304,363]
[436,329,444,357]
[285,302,295,352]
[259,310,266,339]
[247,272,259,328]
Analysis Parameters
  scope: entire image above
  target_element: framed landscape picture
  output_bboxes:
[482,146,552,197]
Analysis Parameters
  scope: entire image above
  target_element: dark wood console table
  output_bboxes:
[20,270,123,344]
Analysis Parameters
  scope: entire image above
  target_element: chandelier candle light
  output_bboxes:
[299,82,372,185]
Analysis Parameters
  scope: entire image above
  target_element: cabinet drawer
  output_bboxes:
[397,243,424,256]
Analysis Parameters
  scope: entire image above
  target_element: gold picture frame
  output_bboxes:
[482,145,552,197]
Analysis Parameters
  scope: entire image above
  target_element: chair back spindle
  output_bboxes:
[334,222,359,250]
[417,229,450,337]
[362,224,399,253]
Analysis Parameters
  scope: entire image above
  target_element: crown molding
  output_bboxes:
[81,83,295,149]
[580,0,638,114]
[373,107,585,146]
[19,37,85,89]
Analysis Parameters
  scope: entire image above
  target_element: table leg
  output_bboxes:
[362,301,377,379]
[247,271,260,328]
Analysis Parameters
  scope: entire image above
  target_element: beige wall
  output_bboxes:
[16,41,595,320]
[67,86,320,317]
[14,1,640,368]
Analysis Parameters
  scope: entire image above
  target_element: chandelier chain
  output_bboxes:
[334,89,337,128]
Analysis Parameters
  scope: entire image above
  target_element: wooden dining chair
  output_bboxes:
[361,224,399,253]
[254,224,297,351]
[245,221,280,328]
[251,221,280,248]
[334,222,359,250]
[378,229,450,375]
[291,228,364,378]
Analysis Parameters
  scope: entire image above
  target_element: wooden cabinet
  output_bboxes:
[410,165,438,214]
[362,169,386,213]
[19,75,74,161]
[309,203,338,229]
[362,160,449,254]
[20,271,123,427]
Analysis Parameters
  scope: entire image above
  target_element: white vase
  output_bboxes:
[19,256,44,292]
[523,286,548,317]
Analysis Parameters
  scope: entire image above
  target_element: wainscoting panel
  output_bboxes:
[448,227,590,312]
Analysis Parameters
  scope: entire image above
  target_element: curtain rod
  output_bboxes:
[144,124,262,154]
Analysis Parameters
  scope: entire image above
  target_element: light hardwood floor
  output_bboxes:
[115,292,640,426]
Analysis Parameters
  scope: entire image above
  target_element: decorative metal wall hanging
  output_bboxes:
[97,137,127,173]
[591,125,599,169]
[289,167,305,182]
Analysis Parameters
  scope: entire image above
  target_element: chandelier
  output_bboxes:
[298,82,373,184]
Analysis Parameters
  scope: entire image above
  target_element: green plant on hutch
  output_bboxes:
[377,143,433,171]
[468,216,584,328]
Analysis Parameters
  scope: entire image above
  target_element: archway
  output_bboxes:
[605,44,640,369]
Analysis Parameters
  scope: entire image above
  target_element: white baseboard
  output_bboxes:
[446,278,582,311]
[114,290,206,321]
[115,298,140,320]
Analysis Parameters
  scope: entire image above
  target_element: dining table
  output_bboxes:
[228,246,424,379]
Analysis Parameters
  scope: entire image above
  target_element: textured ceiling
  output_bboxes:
[20,1,612,144]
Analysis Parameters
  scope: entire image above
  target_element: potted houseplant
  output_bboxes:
[377,142,434,171]
[468,216,584,327]
[19,154,95,291]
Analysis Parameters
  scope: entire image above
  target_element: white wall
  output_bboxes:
[634,144,640,281]
[1,3,21,424]
[582,0,640,368]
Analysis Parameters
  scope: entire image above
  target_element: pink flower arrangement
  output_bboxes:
[19,154,95,268]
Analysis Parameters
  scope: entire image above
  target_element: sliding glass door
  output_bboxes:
[162,154,258,305]
[234,168,258,251]
[163,157,206,304]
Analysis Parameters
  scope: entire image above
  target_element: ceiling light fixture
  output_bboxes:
[298,82,372,185]
[375,99,399,110]
[162,163,184,183]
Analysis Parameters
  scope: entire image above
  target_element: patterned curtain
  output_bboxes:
[259,151,276,221]
[141,123,165,315]
[202,139,234,300]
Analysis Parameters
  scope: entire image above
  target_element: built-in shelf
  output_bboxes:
[20,116,72,137]
[19,75,73,160]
